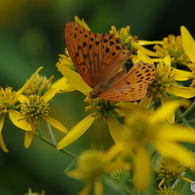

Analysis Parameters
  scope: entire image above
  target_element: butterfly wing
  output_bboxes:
[100,61,156,101]
[64,21,130,88]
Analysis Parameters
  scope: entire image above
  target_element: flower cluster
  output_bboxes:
[55,17,195,194]
[3,16,195,195]
[0,67,67,151]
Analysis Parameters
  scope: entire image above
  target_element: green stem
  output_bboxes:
[175,100,195,124]
[35,132,77,158]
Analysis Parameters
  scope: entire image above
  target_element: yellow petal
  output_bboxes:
[169,85,195,98]
[161,94,174,123]
[163,55,171,66]
[51,77,76,92]
[181,26,195,62]
[57,114,95,150]
[74,16,91,31]
[103,144,120,162]
[9,110,32,131]
[57,66,92,95]
[18,94,29,103]
[154,140,195,170]
[150,99,188,124]
[173,68,194,81]
[77,183,92,195]
[42,115,68,133]
[158,125,195,143]
[107,114,127,152]
[139,95,153,108]
[137,50,154,64]
[42,88,58,102]
[24,128,35,148]
[0,133,8,152]
[115,102,148,116]
[134,44,159,57]
[134,146,151,190]
[94,178,103,195]
[138,40,164,45]
[0,115,4,133]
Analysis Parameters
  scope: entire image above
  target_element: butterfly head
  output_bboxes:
[89,84,109,99]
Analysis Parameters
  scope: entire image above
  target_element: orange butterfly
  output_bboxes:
[64,21,156,101]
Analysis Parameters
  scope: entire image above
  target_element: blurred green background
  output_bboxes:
[1,0,195,194]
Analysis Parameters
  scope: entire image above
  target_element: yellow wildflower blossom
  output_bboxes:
[154,34,190,66]
[109,25,163,57]
[137,51,195,122]
[117,100,195,190]
[156,156,194,187]
[18,88,68,148]
[66,145,131,195]
[56,66,148,150]
[0,67,43,152]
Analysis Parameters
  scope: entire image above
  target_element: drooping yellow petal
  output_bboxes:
[77,183,92,195]
[181,26,195,62]
[154,140,195,170]
[134,146,151,190]
[24,127,35,148]
[169,85,195,98]
[107,114,127,151]
[161,94,174,123]
[57,114,95,150]
[0,133,8,152]
[9,110,32,131]
[94,178,103,195]
[57,66,92,95]
[0,115,4,133]
[42,115,68,133]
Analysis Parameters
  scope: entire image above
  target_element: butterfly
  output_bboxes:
[64,21,156,101]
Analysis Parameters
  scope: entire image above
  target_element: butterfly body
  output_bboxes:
[64,21,156,101]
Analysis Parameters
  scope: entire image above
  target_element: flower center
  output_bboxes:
[20,95,50,121]
[85,98,118,120]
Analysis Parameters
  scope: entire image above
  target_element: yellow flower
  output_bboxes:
[18,88,68,148]
[24,73,54,95]
[117,100,195,190]
[109,25,163,58]
[56,66,148,150]
[137,51,195,122]
[0,67,43,152]
[66,145,131,195]
[153,34,190,66]
[156,156,194,187]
